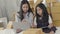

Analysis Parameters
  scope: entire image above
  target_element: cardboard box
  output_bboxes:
[46,2,60,27]
[53,20,60,27]
[23,28,44,34]
[46,0,57,3]
[52,14,60,20]
[34,0,42,8]
[51,3,60,20]
[53,2,60,7]
[51,7,60,13]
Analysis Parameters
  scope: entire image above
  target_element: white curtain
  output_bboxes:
[0,0,5,18]
[0,0,21,21]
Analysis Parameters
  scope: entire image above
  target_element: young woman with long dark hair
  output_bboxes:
[34,3,57,34]
[13,0,34,33]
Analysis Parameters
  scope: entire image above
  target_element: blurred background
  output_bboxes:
[0,0,60,34]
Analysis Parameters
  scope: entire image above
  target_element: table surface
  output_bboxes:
[0,27,60,34]
[0,29,16,34]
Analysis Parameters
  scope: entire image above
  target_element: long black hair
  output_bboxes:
[18,0,33,21]
[35,3,49,23]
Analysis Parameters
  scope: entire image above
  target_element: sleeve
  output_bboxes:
[15,13,21,23]
[28,13,34,26]
[34,17,37,26]
[13,13,21,30]
[48,15,53,24]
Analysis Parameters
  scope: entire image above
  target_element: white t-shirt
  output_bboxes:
[34,15,53,25]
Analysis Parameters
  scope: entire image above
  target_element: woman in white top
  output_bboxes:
[34,3,57,34]
[13,0,34,33]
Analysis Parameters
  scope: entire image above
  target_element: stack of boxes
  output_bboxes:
[46,0,60,27]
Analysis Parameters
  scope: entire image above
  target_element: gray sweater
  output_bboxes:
[13,12,33,30]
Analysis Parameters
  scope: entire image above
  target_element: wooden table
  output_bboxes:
[23,28,44,34]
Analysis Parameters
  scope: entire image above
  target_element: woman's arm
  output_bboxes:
[34,17,37,26]
[48,15,53,28]
[13,13,22,33]
[33,17,37,28]
[31,16,37,28]
[28,13,35,28]
[48,15,53,24]
[15,13,20,23]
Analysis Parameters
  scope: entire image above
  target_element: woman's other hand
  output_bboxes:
[48,23,53,28]
[16,29,22,33]
[22,19,28,23]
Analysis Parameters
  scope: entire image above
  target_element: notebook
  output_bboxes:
[13,19,31,30]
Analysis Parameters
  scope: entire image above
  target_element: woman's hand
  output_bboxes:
[16,29,22,33]
[31,23,37,28]
[48,23,53,28]
[22,19,28,23]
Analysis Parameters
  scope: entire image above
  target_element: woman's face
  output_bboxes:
[22,4,29,13]
[37,7,43,16]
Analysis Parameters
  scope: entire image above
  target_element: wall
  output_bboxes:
[0,0,19,21]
